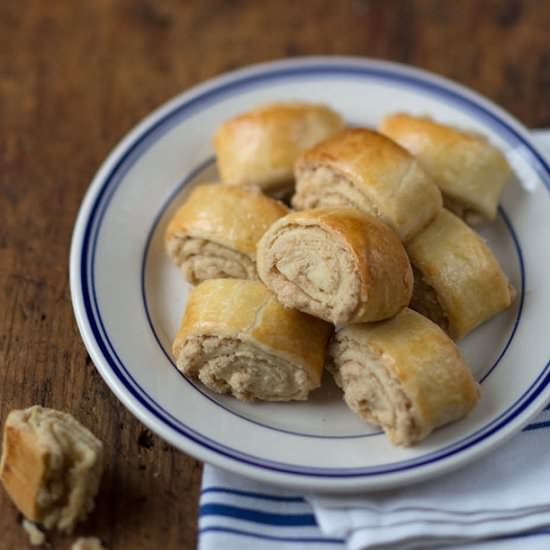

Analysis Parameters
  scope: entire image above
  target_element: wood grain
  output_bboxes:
[1,0,549,547]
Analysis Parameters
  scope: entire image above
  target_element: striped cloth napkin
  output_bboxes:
[198,131,550,550]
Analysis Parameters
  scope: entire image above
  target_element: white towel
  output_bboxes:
[198,130,550,550]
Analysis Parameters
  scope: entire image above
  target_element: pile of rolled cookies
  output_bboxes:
[165,102,516,446]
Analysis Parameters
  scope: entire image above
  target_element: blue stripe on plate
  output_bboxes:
[201,487,305,503]
[199,526,344,545]
[523,420,550,431]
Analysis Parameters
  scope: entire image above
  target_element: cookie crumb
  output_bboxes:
[22,519,46,546]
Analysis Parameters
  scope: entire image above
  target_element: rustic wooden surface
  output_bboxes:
[1,0,549,548]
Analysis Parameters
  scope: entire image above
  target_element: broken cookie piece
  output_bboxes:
[0,406,104,533]
[22,519,46,547]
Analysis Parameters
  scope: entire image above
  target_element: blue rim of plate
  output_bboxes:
[140,157,524,440]
[77,59,550,478]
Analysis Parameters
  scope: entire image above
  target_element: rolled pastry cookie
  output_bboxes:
[257,207,413,325]
[379,113,511,224]
[292,128,442,241]
[214,102,344,196]
[329,308,480,446]
[0,407,104,533]
[172,279,332,401]
[406,209,516,340]
[165,184,288,284]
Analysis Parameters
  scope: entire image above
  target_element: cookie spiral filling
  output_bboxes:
[329,337,421,446]
[166,236,257,284]
[257,224,362,324]
[176,335,313,401]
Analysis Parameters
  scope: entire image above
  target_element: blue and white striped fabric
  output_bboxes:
[199,469,344,549]
[198,131,550,550]
[200,409,550,550]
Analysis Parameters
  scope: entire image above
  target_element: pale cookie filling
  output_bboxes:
[262,224,362,324]
[292,165,383,221]
[178,336,312,401]
[167,236,257,283]
[329,337,422,446]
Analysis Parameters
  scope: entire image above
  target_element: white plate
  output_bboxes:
[70,57,550,492]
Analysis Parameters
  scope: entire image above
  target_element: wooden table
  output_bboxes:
[1,1,549,547]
